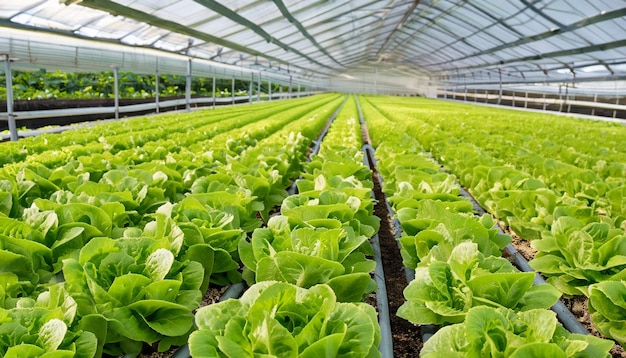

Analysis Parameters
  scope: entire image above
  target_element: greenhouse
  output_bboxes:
[1,1,625,357]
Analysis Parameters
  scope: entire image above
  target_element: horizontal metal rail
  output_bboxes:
[0,92,319,121]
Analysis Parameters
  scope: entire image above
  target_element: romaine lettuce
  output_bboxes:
[189,281,381,358]
[397,242,561,325]
[421,306,613,357]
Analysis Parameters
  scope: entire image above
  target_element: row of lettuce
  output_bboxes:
[0,94,386,356]
[189,95,383,357]
[0,96,328,167]
[359,95,619,356]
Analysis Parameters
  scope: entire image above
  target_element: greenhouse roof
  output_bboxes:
[1,0,626,87]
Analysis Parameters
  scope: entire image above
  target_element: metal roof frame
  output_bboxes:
[1,0,625,92]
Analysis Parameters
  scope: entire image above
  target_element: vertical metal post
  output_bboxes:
[568,93,572,113]
[3,55,18,141]
[289,76,292,98]
[512,91,515,107]
[463,74,467,102]
[268,79,272,101]
[212,76,216,109]
[113,66,120,120]
[231,76,235,105]
[185,59,192,112]
[614,97,619,118]
[257,72,261,102]
[591,93,597,116]
[155,58,160,114]
[297,83,300,98]
[374,66,378,95]
[524,91,528,108]
[249,72,253,104]
[497,69,503,105]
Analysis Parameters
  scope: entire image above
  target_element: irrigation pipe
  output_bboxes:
[361,143,394,358]
[356,95,394,357]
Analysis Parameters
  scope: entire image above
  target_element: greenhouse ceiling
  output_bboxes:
[1,0,626,86]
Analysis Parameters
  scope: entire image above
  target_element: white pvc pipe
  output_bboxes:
[185,59,192,112]
[113,66,119,120]
[3,55,18,141]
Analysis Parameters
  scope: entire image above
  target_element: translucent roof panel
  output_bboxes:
[0,0,625,88]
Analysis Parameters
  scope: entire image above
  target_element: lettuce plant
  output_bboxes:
[63,231,204,356]
[281,190,379,239]
[397,242,560,325]
[0,232,53,287]
[0,284,97,357]
[421,306,614,357]
[588,280,626,347]
[239,216,376,302]
[529,216,626,296]
[396,200,510,269]
[171,196,244,286]
[189,281,381,358]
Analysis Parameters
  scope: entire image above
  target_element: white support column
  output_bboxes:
[591,93,597,116]
[155,58,160,114]
[524,91,528,108]
[374,66,378,95]
[512,91,515,107]
[185,59,192,112]
[268,79,272,101]
[249,72,253,104]
[497,69,503,105]
[289,76,292,98]
[113,66,120,120]
[231,76,235,105]
[257,72,261,102]
[297,83,300,98]
[3,55,18,141]
[463,74,467,102]
[212,76,216,109]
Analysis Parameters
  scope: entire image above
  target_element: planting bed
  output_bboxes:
[1,94,625,357]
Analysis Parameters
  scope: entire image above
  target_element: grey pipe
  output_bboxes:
[371,233,394,358]
[360,134,394,358]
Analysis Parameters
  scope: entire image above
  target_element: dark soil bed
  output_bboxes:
[369,161,423,356]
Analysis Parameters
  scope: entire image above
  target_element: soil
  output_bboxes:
[507,227,538,261]
[371,178,423,356]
